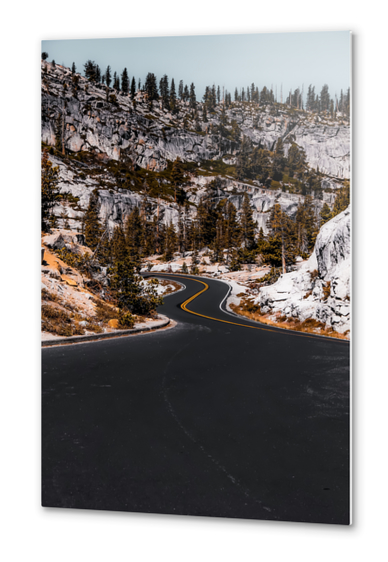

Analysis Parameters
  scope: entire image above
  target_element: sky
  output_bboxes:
[42,31,351,102]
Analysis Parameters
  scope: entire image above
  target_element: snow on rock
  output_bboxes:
[256,207,351,334]
[149,263,182,273]
[225,279,248,309]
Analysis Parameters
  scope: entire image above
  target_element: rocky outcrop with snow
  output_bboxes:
[256,207,351,334]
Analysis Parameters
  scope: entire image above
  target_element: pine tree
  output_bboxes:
[181,261,188,274]
[98,221,113,267]
[189,83,196,108]
[236,135,251,181]
[320,202,332,226]
[190,243,200,274]
[84,60,97,82]
[224,201,240,264]
[109,256,142,315]
[113,72,120,92]
[178,80,184,100]
[272,138,286,181]
[287,143,307,179]
[170,78,177,113]
[131,76,136,97]
[42,52,48,61]
[320,84,330,113]
[164,223,177,261]
[111,225,128,264]
[145,72,159,101]
[267,203,298,272]
[125,206,143,268]
[71,62,76,74]
[332,182,350,217]
[121,68,129,94]
[159,74,169,107]
[105,66,112,88]
[83,189,102,250]
[41,150,60,232]
[171,157,186,203]
[240,193,256,250]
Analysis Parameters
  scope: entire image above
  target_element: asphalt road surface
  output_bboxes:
[42,274,350,524]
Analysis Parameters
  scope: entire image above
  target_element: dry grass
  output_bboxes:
[41,304,83,337]
[94,298,119,323]
[230,301,349,340]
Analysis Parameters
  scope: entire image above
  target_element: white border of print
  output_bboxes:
[2,2,386,561]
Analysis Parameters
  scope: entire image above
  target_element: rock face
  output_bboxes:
[42,62,350,236]
[256,207,351,334]
[42,62,350,178]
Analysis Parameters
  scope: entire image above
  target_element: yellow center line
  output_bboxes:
[178,276,320,339]
[153,273,348,343]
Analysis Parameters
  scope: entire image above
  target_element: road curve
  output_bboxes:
[42,274,350,524]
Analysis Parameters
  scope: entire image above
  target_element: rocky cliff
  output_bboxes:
[256,207,351,334]
[42,61,350,233]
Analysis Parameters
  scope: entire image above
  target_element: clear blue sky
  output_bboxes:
[42,31,351,101]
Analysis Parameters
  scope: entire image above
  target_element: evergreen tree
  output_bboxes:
[272,138,286,181]
[71,62,76,74]
[145,72,159,101]
[236,135,252,181]
[320,202,332,226]
[190,243,200,274]
[224,201,240,264]
[170,78,177,113]
[320,84,330,113]
[159,74,169,107]
[83,189,102,250]
[105,66,112,88]
[131,76,136,97]
[42,52,48,61]
[95,65,101,83]
[267,203,297,271]
[189,83,196,108]
[240,193,257,250]
[164,223,177,261]
[183,84,189,102]
[97,221,113,267]
[121,68,129,94]
[113,72,120,92]
[295,196,318,254]
[125,206,143,268]
[332,182,350,217]
[84,60,97,82]
[171,157,186,203]
[111,225,128,264]
[41,150,60,232]
[110,256,158,318]
[287,143,307,178]
[178,80,184,100]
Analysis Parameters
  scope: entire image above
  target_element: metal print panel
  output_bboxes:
[41,31,351,524]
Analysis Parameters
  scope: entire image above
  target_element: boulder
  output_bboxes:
[256,207,351,334]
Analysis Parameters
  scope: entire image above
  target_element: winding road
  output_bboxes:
[42,274,350,524]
